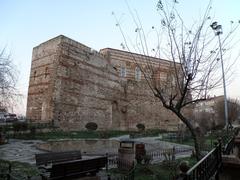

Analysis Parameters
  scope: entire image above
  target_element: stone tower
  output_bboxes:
[26,36,61,123]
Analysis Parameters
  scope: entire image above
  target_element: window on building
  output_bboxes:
[135,66,141,81]
[120,66,126,77]
[171,75,176,86]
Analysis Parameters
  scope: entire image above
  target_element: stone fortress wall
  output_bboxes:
[26,35,181,131]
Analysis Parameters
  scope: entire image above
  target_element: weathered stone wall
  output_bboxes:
[52,37,127,130]
[100,48,173,81]
[26,36,61,122]
[121,80,180,130]
[26,35,181,131]
[100,48,180,131]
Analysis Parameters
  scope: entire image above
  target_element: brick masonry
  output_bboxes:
[26,35,181,131]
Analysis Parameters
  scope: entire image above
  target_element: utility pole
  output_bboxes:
[210,22,229,131]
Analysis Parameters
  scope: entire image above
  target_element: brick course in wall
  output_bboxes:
[26,35,181,131]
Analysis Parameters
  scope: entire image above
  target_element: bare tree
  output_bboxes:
[113,0,240,160]
[0,48,18,111]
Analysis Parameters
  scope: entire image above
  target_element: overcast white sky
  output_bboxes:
[0,0,239,115]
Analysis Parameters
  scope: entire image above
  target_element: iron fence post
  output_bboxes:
[106,153,109,171]
[172,146,176,161]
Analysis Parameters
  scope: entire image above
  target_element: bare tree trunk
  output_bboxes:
[174,110,202,160]
[156,92,203,160]
[191,129,202,161]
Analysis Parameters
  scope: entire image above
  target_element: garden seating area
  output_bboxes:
[0,125,239,180]
[35,151,107,180]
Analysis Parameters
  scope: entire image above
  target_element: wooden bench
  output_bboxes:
[35,151,82,166]
[41,156,107,180]
[35,151,107,179]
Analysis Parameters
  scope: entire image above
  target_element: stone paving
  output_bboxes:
[0,139,46,164]
[0,136,193,165]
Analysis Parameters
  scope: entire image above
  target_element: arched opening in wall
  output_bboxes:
[33,71,37,80]
[112,101,118,110]
[44,67,49,78]
[111,101,120,129]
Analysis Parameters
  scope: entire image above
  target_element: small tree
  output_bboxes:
[215,98,240,126]
[114,0,240,160]
[0,48,18,110]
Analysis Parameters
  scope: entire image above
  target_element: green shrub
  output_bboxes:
[30,126,36,137]
[136,123,145,131]
[145,129,167,136]
[85,122,98,131]
[143,154,152,165]
[12,122,28,133]
[98,131,110,138]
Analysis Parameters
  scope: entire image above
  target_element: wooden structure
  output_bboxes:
[35,151,107,180]
[35,151,82,166]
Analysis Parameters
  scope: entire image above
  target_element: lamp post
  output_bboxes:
[210,22,229,130]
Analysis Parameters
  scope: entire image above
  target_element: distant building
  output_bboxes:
[193,96,224,128]
[26,35,183,131]
[0,113,6,123]
[0,108,7,123]
[194,96,224,114]
[0,108,18,123]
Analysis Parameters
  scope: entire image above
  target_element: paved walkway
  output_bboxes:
[0,136,193,165]
[0,139,46,164]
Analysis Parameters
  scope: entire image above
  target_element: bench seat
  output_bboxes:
[36,151,82,166]
[41,156,107,180]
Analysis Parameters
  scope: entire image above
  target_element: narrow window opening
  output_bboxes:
[120,66,126,77]
[135,67,141,81]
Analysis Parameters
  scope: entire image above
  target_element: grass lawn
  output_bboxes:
[0,156,197,180]
[7,128,166,140]
[8,130,130,140]
[161,135,218,150]
[160,129,236,149]
[135,157,197,180]
[109,157,197,180]
[0,159,40,179]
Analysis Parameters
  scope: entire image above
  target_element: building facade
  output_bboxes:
[26,35,181,131]
[193,96,225,129]
[194,96,224,114]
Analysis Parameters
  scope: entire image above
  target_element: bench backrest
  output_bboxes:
[35,151,82,166]
[50,156,107,178]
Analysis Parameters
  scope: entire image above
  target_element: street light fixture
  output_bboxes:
[210,21,229,130]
